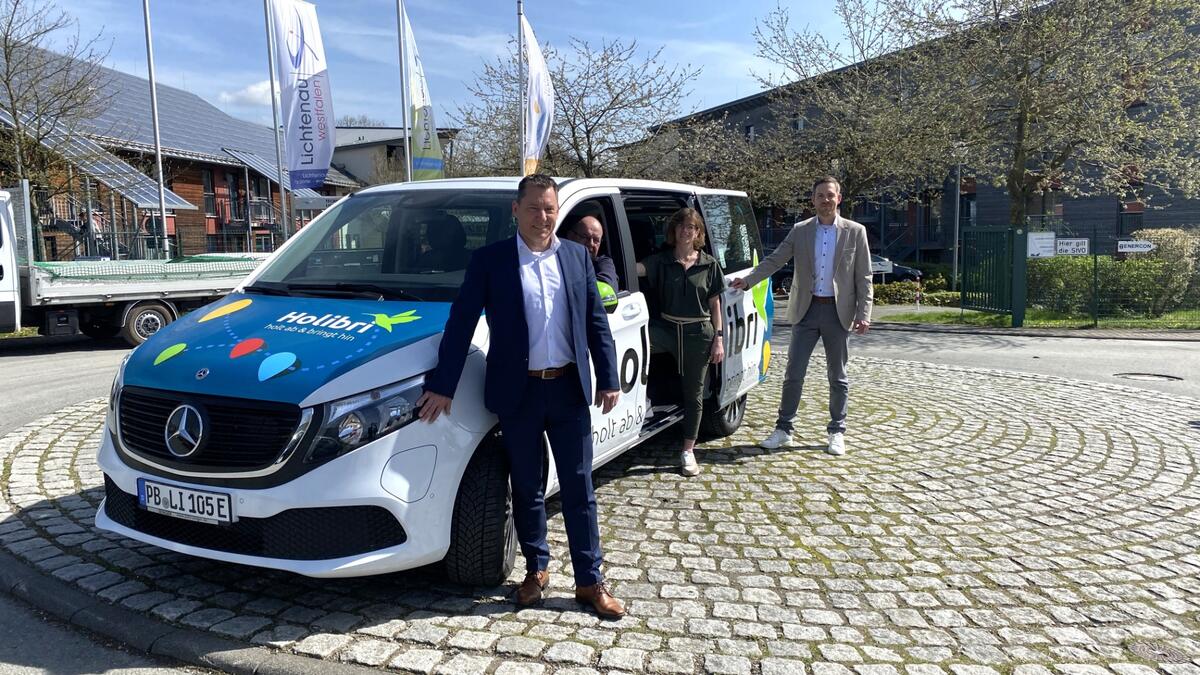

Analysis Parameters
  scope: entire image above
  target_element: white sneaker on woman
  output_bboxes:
[759,428,793,449]
[680,450,700,476]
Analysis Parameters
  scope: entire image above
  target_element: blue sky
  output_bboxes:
[53,0,840,129]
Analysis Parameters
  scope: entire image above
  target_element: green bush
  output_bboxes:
[1129,228,1197,315]
[921,273,948,293]
[1028,255,1177,317]
[922,290,961,307]
[873,281,921,305]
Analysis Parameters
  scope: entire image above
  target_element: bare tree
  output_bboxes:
[453,37,701,178]
[889,0,1200,227]
[337,113,388,127]
[0,0,111,186]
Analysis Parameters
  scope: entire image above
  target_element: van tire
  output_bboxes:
[700,393,746,440]
[444,442,517,586]
[122,302,172,347]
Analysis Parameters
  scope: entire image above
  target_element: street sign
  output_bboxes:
[1118,240,1157,254]
[1056,238,1089,256]
[872,259,894,274]
[1027,231,1056,258]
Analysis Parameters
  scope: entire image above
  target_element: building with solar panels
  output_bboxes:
[2,51,360,261]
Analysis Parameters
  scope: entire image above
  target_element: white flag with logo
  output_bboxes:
[520,14,554,176]
[403,7,444,180]
[268,0,335,190]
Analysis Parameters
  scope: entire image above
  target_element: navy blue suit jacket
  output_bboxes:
[425,236,620,418]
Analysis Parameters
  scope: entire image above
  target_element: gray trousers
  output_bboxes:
[775,302,849,435]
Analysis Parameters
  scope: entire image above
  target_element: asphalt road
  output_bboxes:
[0,336,200,675]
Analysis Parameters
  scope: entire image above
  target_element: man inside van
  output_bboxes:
[417,174,626,619]
[731,175,873,457]
[564,215,618,289]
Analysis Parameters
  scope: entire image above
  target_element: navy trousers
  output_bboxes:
[498,372,603,587]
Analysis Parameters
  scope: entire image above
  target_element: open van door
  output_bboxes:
[0,192,20,333]
[698,192,771,412]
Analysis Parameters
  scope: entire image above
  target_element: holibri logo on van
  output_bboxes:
[368,310,421,332]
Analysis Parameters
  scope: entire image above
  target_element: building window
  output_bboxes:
[43,236,58,260]
[202,169,215,216]
[744,125,756,141]
[791,114,804,131]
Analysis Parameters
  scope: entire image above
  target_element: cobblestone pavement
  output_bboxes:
[3,355,1200,675]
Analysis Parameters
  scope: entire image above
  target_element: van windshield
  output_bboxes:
[249,189,517,302]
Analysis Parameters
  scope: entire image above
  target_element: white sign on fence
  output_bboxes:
[1117,240,1157,254]
[1056,238,1089,256]
[1027,231,1057,258]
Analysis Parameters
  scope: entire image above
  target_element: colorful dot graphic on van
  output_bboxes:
[229,337,265,359]
[199,298,253,323]
[369,310,421,333]
[258,352,299,381]
[153,343,187,366]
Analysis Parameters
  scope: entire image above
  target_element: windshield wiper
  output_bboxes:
[243,282,292,296]
[287,282,424,302]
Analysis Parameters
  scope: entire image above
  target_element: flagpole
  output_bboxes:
[141,0,171,259]
[397,0,413,182]
[263,0,291,238]
[517,0,525,177]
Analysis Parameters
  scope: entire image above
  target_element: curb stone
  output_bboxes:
[0,545,380,675]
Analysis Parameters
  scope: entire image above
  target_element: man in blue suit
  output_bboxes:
[417,174,625,619]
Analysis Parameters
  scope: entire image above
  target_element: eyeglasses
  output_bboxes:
[571,231,603,244]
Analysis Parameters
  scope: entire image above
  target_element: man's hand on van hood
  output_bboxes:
[122,294,452,405]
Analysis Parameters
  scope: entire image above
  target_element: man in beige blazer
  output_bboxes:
[731,176,872,456]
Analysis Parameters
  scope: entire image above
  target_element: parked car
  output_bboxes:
[872,255,922,283]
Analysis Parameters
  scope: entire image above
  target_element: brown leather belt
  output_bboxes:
[528,363,574,379]
[812,295,835,304]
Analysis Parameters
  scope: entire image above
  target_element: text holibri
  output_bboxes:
[276,311,374,334]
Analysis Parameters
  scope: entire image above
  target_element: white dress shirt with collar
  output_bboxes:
[516,234,574,370]
[813,219,837,297]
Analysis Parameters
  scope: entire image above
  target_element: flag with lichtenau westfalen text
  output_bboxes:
[269,0,335,190]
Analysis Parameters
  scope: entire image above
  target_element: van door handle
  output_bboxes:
[621,304,641,320]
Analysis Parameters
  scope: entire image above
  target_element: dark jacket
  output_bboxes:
[424,237,620,417]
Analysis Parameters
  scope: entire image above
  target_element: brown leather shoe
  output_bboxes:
[514,570,549,607]
[575,581,626,619]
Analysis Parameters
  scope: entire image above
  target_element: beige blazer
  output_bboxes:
[742,216,874,329]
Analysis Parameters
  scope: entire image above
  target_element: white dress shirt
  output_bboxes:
[813,220,837,297]
[516,234,574,370]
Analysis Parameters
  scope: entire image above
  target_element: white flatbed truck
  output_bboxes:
[1,191,264,346]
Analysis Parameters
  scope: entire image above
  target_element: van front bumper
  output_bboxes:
[95,417,482,578]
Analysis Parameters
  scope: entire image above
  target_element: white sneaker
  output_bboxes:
[680,450,700,476]
[759,428,793,449]
[826,432,846,456]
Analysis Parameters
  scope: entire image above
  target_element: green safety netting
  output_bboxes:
[32,253,267,280]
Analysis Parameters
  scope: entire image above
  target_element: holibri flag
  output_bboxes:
[402,7,444,180]
[520,14,554,176]
[268,0,335,190]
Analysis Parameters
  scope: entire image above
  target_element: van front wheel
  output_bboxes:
[444,442,517,586]
[700,393,747,440]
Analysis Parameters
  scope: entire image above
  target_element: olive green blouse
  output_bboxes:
[641,249,727,320]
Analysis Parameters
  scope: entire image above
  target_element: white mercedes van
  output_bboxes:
[96,177,774,584]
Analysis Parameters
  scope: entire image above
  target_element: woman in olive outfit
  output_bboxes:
[637,207,725,477]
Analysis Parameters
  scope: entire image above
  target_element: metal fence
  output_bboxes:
[1025,222,1200,328]
[961,227,1014,313]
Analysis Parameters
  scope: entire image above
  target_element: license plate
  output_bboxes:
[137,478,234,524]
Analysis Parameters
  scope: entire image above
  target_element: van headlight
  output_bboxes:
[305,375,426,463]
[106,352,133,436]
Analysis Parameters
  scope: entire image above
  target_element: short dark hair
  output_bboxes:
[516,174,558,203]
[812,175,842,195]
[665,207,706,251]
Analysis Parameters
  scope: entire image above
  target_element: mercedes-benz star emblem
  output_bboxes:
[164,404,205,458]
[195,368,209,380]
